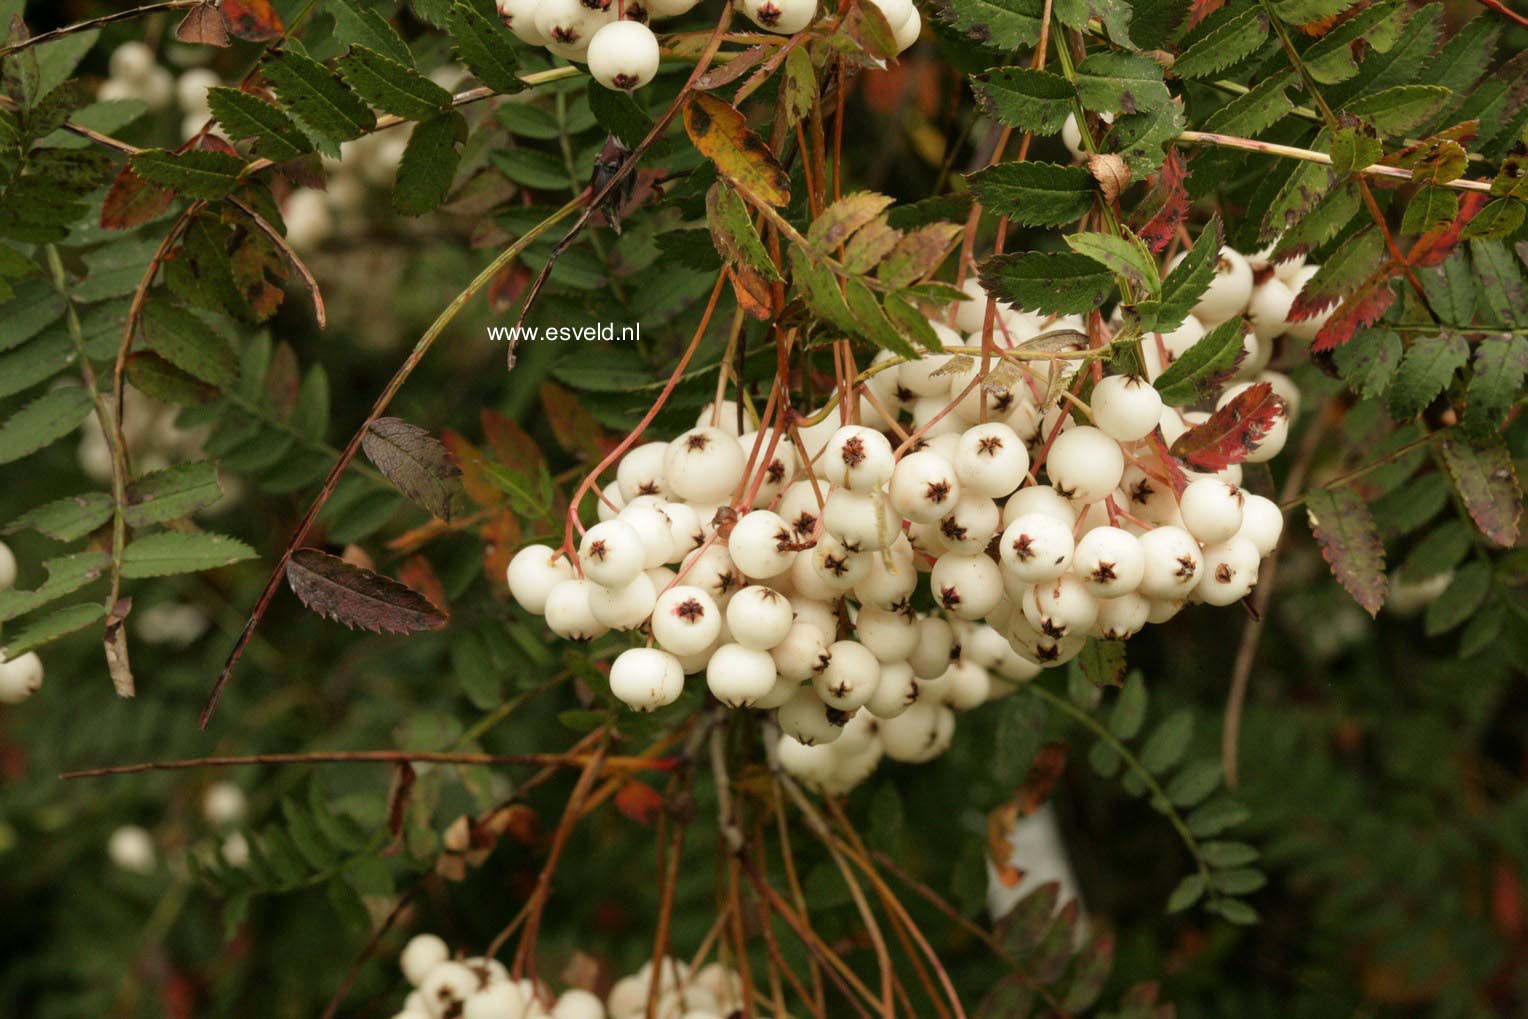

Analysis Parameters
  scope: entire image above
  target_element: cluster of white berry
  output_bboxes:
[504,262,1301,793]
[494,0,918,92]
[0,539,44,706]
[394,936,750,1019]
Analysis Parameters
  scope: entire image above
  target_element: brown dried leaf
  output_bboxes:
[285,547,449,633]
[174,2,230,46]
[363,417,465,522]
[384,762,416,855]
[1087,153,1131,205]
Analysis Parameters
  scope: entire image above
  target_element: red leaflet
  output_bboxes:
[1135,148,1190,253]
[1312,274,1396,351]
[615,780,665,825]
[1407,191,1488,268]
[100,164,173,230]
[1187,0,1227,29]
[1168,382,1285,470]
[220,0,284,42]
[1144,429,1190,496]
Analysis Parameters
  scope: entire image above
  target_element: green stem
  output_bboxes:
[1281,428,1445,511]
[46,244,134,695]
[1022,681,1216,900]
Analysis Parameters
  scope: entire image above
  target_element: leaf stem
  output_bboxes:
[0,0,199,58]
[1175,130,1493,194]
[45,244,135,697]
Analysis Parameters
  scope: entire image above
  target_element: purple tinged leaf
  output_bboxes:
[1306,487,1387,615]
[285,548,449,634]
[1437,432,1522,548]
[362,416,464,522]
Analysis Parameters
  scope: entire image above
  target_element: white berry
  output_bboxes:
[587,19,660,91]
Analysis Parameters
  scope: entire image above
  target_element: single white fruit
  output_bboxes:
[1137,525,1205,599]
[202,781,247,827]
[463,983,526,1019]
[771,620,830,682]
[907,616,955,680]
[936,494,1000,556]
[663,427,745,503]
[953,423,1028,498]
[777,686,847,745]
[611,648,685,712]
[1094,591,1150,639]
[822,488,899,552]
[422,962,481,1019]
[869,0,915,30]
[854,605,920,663]
[535,0,612,48]
[892,5,921,54]
[544,579,609,640]
[618,504,676,569]
[679,543,744,602]
[706,643,778,706]
[739,429,796,506]
[1072,526,1145,598]
[1237,493,1283,557]
[853,536,918,609]
[890,449,962,524]
[726,585,794,649]
[650,585,722,655]
[742,0,818,32]
[1247,278,1294,346]
[879,699,955,762]
[588,572,658,630]
[587,19,660,91]
[1089,374,1162,443]
[579,519,646,588]
[1178,477,1245,545]
[777,732,839,787]
[0,650,44,705]
[999,513,1074,583]
[400,934,451,987]
[1196,536,1261,606]
[0,540,16,590]
[616,441,669,501]
[498,0,549,42]
[811,535,871,590]
[865,661,919,718]
[813,639,881,710]
[728,509,796,578]
[506,545,575,615]
[1023,575,1099,639]
[1001,484,1077,530]
[821,425,895,491]
[548,989,603,1019]
[1045,426,1125,504]
[930,553,1004,619]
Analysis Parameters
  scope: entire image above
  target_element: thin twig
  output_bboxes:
[1176,130,1494,193]
[0,0,199,57]
[60,748,669,780]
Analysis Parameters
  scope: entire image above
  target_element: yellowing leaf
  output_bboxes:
[683,93,789,207]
